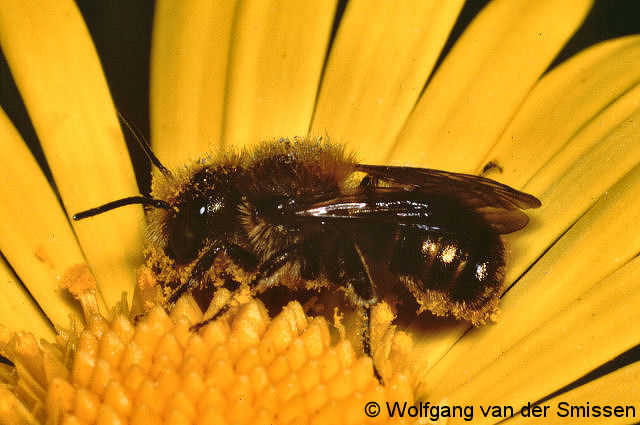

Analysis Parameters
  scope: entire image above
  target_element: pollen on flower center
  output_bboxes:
[0,272,414,425]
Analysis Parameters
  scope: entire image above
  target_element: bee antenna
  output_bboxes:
[73,196,171,220]
[116,110,172,177]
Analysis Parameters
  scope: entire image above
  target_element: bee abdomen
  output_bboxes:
[389,227,505,323]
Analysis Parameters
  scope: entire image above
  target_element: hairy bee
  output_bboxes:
[74,137,540,371]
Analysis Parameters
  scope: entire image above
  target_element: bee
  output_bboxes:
[74,136,540,377]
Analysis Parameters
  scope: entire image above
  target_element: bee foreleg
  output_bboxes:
[168,240,257,305]
[192,244,305,332]
[224,241,259,272]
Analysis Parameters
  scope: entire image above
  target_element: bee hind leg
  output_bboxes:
[341,242,383,383]
[358,174,379,189]
[361,305,383,384]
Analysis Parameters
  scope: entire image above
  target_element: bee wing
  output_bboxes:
[292,187,533,234]
[354,164,541,210]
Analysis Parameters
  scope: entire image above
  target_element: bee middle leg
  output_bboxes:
[256,244,302,278]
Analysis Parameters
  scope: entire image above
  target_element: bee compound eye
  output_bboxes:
[166,208,206,264]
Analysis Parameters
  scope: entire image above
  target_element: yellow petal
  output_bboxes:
[0,259,54,341]
[222,0,336,148]
[481,35,640,187]
[506,89,640,282]
[311,0,465,162]
[388,0,593,169]
[504,361,640,425]
[0,0,144,307]
[420,162,640,400]
[150,0,237,165]
[438,255,640,423]
[0,109,99,327]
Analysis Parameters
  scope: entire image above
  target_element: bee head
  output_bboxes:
[164,168,238,264]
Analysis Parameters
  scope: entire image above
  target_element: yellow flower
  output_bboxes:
[1,1,640,424]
